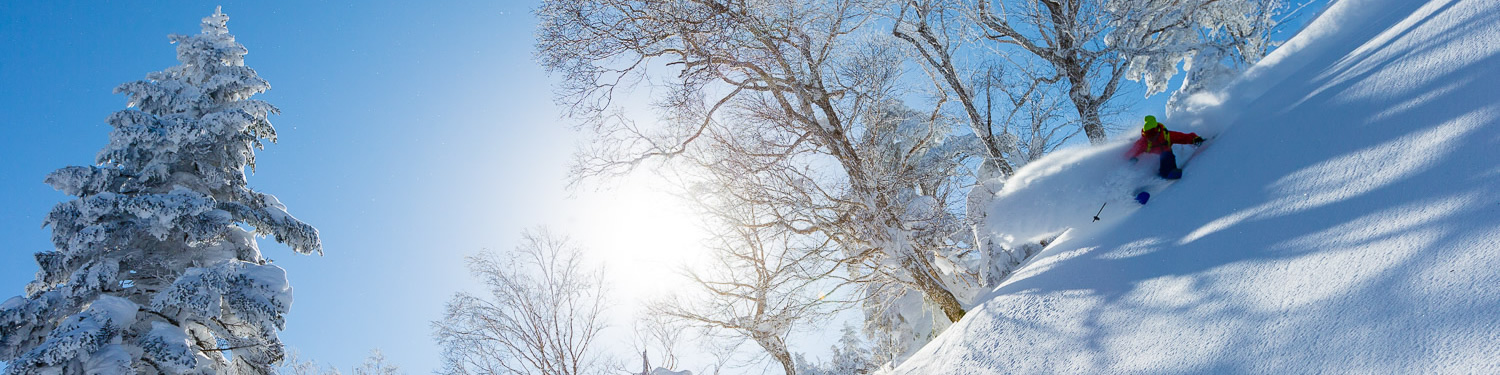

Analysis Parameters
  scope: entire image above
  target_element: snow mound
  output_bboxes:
[895,0,1500,373]
[981,138,1204,250]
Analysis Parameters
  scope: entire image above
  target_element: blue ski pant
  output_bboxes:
[1159,150,1182,180]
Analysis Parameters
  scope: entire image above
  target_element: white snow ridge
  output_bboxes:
[893,0,1500,373]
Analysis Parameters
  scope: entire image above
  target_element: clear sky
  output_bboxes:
[0,1,644,371]
[0,1,1326,373]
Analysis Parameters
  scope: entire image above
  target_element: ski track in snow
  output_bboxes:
[895,0,1500,373]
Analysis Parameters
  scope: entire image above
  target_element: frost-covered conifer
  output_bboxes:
[0,8,319,374]
[794,326,874,375]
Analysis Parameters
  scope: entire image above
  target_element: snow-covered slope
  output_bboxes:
[897,0,1500,373]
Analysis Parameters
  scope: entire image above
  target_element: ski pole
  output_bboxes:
[1092,202,1107,222]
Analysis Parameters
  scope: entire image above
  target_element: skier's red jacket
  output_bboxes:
[1126,126,1200,158]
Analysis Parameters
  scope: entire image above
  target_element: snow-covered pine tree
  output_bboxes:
[794,326,874,375]
[0,7,319,374]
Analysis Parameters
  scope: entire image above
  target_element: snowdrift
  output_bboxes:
[896,0,1500,373]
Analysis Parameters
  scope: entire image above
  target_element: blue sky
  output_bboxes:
[0,1,1327,373]
[1,1,580,371]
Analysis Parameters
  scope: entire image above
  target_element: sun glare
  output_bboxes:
[571,174,710,305]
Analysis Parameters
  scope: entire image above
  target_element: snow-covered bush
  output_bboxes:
[0,8,319,374]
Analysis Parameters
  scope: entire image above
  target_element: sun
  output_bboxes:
[569,173,711,304]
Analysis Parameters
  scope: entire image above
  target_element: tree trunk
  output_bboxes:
[759,337,796,375]
[1077,99,1108,145]
[1064,64,1109,145]
[902,252,967,323]
[1042,0,1109,146]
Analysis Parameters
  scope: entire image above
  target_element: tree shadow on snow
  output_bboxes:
[914,1,1500,373]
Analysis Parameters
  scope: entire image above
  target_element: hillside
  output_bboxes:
[895,0,1500,373]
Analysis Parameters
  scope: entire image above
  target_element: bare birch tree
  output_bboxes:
[432,229,609,375]
[649,194,843,375]
[892,0,1287,145]
[353,350,403,375]
[280,349,405,375]
[892,0,1080,174]
[535,0,976,328]
[969,0,1285,144]
[620,313,688,374]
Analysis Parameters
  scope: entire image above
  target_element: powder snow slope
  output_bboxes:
[895,0,1500,373]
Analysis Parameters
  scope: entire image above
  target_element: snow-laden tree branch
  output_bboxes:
[536,0,975,333]
[892,0,1081,175]
[963,0,1284,144]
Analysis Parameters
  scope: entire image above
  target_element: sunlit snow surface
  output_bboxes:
[894,0,1500,373]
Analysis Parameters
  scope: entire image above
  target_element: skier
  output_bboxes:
[1126,115,1205,180]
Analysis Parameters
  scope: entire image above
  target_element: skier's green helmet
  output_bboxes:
[1143,115,1160,131]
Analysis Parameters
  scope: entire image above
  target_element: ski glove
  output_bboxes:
[1192,136,1206,146]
